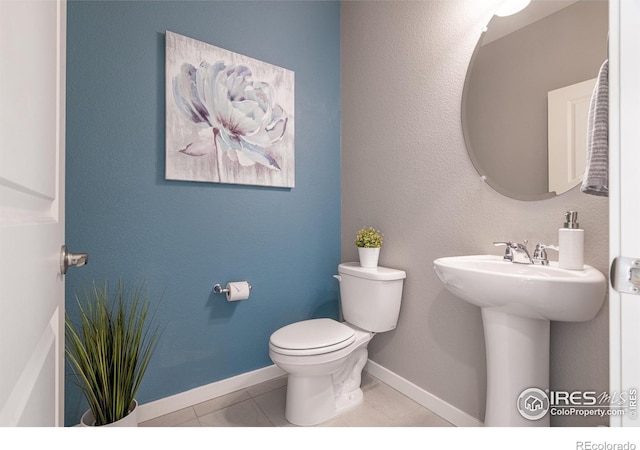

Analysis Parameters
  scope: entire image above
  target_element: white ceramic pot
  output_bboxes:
[358,247,380,268]
[80,400,138,427]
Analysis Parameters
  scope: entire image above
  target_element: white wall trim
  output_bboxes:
[136,365,286,423]
[135,361,481,427]
[364,360,483,427]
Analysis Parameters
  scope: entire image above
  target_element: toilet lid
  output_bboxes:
[270,318,356,356]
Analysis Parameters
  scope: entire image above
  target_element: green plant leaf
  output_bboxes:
[65,280,162,426]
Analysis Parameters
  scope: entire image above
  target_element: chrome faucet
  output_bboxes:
[532,243,559,265]
[493,240,532,264]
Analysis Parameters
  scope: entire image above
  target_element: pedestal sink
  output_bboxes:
[433,254,606,426]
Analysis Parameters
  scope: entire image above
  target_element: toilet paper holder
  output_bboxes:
[213,282,252,294]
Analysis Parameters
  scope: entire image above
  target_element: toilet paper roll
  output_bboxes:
[226,281,251,301]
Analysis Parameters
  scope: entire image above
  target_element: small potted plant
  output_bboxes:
[65,280,161,426]
[355,226,383,268]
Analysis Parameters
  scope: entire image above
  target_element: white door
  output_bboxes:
[547,78,595,194]
[609,0,640,427]
[0,0,66,426]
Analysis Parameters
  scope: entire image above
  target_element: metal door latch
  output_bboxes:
[60,245,88,275]
[611,257,640,294]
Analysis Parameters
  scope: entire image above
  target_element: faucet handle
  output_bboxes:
[532,243,559,265]
[534,243,559,253]
[494,240,533,264]
[493,241,515,261]
[493,240,528,248]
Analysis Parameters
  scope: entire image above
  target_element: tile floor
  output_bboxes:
[139,372,453,427]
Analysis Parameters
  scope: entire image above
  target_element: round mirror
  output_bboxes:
[462,0,608,200]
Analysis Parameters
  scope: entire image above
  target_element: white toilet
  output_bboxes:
[269,262,406,426]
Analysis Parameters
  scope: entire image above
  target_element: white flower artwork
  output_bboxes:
[165,31,295,188]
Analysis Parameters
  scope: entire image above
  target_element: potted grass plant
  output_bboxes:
[355,226,383,268]
[65,280,161,426]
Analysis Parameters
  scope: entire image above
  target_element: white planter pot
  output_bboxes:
[358,247,380,268]
[80,400,138,427]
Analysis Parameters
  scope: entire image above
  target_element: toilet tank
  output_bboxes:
[337,262,406,332]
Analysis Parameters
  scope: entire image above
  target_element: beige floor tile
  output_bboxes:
[390,408,454,427]
[193,389,251,417]
[246,375,288,398]
[141,372,453,428]
[360,371,380,390]
[198,398,273,427]
[139,406,197,427]
[253,386,289,427]
[337,400,397,427]
[176,417,202,427]
[317,416,350,427]
[361,382,424,422]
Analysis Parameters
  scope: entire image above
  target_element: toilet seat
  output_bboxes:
[269,318,356,356]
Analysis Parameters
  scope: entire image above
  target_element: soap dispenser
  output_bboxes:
[558,211,584,270]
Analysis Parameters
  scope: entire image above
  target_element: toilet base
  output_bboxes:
[335,387,364,414]
[284,373,367,426]
[285,374,340,426]
[280,332,371,426]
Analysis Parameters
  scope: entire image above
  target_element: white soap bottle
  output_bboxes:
[558,211,584,270]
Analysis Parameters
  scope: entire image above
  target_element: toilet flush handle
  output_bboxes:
[333,275,342,282]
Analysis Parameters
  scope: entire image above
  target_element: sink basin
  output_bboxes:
[433,254,606,322]
[433,254,607,426]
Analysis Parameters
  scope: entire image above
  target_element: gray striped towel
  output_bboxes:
[581,59,609,197]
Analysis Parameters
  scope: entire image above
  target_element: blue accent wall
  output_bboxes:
[65,0,341,425]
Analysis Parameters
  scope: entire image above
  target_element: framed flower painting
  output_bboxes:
[165,31,295,188]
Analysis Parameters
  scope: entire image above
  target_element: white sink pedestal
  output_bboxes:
[482,309,550,427]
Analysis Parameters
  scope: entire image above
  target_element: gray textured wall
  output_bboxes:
[341,0,609,426]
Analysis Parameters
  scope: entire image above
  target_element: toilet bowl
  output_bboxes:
[269,262,406,426]
[269,318,373,426]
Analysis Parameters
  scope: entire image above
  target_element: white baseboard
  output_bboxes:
[364,360,484,427]
[137,365,286,423]
[136,361,482,427]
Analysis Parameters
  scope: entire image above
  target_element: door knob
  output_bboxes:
[60,245,88,275]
